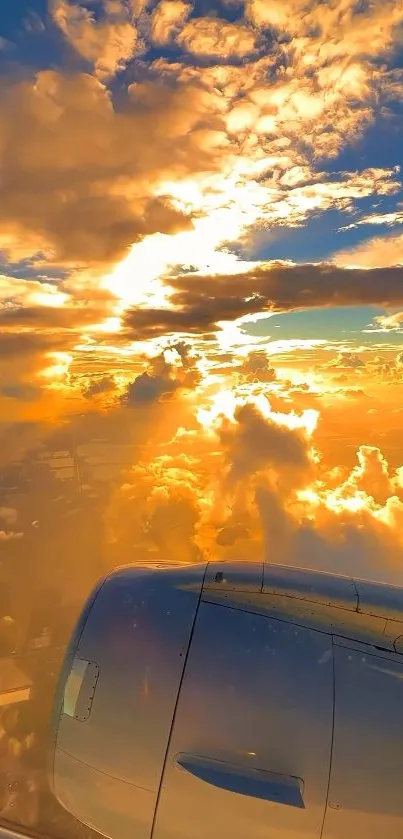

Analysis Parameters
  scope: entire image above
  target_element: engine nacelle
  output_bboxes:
[49,560,403,839]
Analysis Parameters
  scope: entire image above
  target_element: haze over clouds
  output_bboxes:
[1,0,403,646]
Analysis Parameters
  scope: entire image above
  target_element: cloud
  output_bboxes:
[0,530,23,542]
[254,440,403,584]
[240,0,403,158]
[122,262,403,338]
[218,401,315,486]
[367,311,403,332]
[83,375,118,398]
[333,231,403,268]
[237,350,277,382]
[124,370,178,403]
[122,346,201,404]
[258,489,403,584]
[0,304,109,330]
[98,385,403,583]
[51,0,140,80]
[333,445,397,506]
[0,70,228,267]
[0,333,65,358]
[0,507,18,526]
[177,17,258,59]
[2,8,403,779]
[341,388,368,400]
[339,208,403,232]
[150,0,192,45]
[346,350,403,381]
[326,351,365,370]
[0,383,42,402]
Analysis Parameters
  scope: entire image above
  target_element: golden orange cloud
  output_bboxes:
[51,0,141,79]
[334,231,403,268]
[2,1,403,743]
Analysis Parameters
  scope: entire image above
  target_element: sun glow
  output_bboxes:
[324,491,370,514]
[197,389,238,427]
[101,168,280,309]
[197,386,319,437]
[30,290,70,307]
[40,352,73,382]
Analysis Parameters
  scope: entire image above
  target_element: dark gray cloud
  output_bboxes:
[122,263,403,338]
[83,375,117,399]
[121,347,201,406]
[219,402,312,484]
[123,370,178,404]
[0,332,64,357]
[0,383,42,401]
[0,303,110,329]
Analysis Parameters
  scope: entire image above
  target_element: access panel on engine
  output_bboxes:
[152,602,335,839]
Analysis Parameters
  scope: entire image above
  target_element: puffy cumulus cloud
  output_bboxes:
[96,383,403,582]
[371,351,403,381]
[370,311,403,331]
[252,441,403,583]
[3,347,403,597]
[105,456,204,564]
[51,0,140,80]
[244,0,403,158]
[326,351,365,370]
[150,0,192,45]
[101,392,320,566]
[237,350,277,383]
[246,0,403,53]
[1,0,401,299]
[333,231,403,268]
[322,348,403,383]
[122,262,403,339]
[258,489,403,584]
[83,374,118,398]
[218,400,317,488]
[332,350,403,383]
[246,0,305,31]
[177,17,258,59]
[0,70,229,267]
[330,445,398,507]
[122,345,202,404]
[124,370,177,403]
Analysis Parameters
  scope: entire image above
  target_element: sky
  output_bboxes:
[1,0,403,608]
[1,1,403,833]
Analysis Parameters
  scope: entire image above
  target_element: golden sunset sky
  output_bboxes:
[1,0,403,598]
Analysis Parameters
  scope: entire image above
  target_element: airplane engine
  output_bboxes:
[48,560,403,839]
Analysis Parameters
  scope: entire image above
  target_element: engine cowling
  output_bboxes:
[49,560,403,839]
[48,562,207,839]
